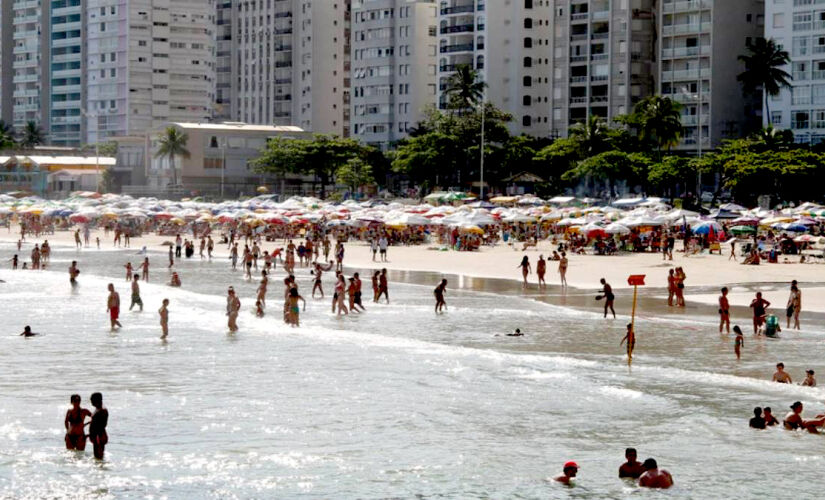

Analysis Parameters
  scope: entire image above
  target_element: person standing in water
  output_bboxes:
[558,251,568,287]
[64,394,91,451]
[107,283,123,331]
[750,292,770,335]
[159,299,169,339]
[256,270,268,308]
[377,268,389,304]
[787,280,801,330]
[226,287,241,332]
[536,255,547,288]
[88,392,108,460]
[68,261,80,286]
[719,287,730,334]
[287,288,306,326]
[620,323,635,358]
[138,257,150,282]
[129,274,143,311]
[734,325,744,360]
[434,279,448,313]
[334,275,349,316]
[599,278,616,318]
[554,461,578,485]
[517,256,531,289]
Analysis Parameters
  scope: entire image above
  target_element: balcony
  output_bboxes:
[441,24,475,34]
[591,75,608,81]
[441,5,475,15]
[440,43,475,54]
[591,96,609,103]
[571,13,589,22]
[661,45,711,59]
[592,10,610,20]
[662,0,712,13]
[591,32,609,40]
[590,53,608,61]
[663,68,711,80]
[680,115,708,126]
[570,76,588,83]
[570,97,587,104]
[661,23,710,36]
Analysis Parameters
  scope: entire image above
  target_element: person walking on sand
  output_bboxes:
[68,261,80,286]
[599,278,616,318]
[536,255,547,288]
[719,287,731,334]
[158,299,169,339]
[378,235,388,262]
[434,279,448,313]
[558,251,569,287]
[734,325,744,360]
[226,287,241,332]
[129,274,143,311]
[787,280,801,330]
[729,239,737,261]
[88,392,109,460]
[517,256,531,289]
[64,394,91,451]
[106,284,122,331]
[138,257,150,282]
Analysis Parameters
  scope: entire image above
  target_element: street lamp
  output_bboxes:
[479,89,485,201]
[220,136,227,199]
[80,109,101,192]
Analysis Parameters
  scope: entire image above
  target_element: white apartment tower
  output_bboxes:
[231,0,351,136]
[658,0,764,152]
[0,1,14,125]
[765,0,825,144]
[85,0,216,144]
[11,0,49,133]
[351,0,438,148]
[549,0,657,138]
[437,0,552,137]
[215,0,232,121]
[49,0,85,146]
[293,0,352,136]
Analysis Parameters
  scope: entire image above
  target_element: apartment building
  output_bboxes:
[765,0,825,144]
[85,0,216,145]
[293,0,353,136]
[351,0,438,149]
[49,0,85,147]
[10,0,49,133]
[0,1,13,125]
[437,0,553,137]
[658,0,764,152]
[215,0,232,121]
[549,0,657,138]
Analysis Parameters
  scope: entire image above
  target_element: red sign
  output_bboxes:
[627,275,646,286]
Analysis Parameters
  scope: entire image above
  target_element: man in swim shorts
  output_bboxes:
[638,458,673,489]
[618,448,645,479]
[68,261,80,286]
[773,362,792,383]
[159,299,169,339]
[599,278,615,318]
[129,274,143,311]
[434,279,447,313]
[107,283,122,331]
[749,292,770,335]
[88,392,109,459]
[718,287,730,334]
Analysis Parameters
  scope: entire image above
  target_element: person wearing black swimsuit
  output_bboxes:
[88,392,109,459]
[64,394,91,450]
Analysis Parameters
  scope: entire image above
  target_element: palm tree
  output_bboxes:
[444,64,485,114]
[154,126,190,187]
[633,96,683,158]
[569,115,609,155]
[19,121,44,148]
[738,38,792,126]
[753,125,795,150]
[0,120,14,150]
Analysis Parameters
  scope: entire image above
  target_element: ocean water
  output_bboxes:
[1,241,824,499]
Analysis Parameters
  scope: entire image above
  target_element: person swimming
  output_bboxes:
[507,328,524,337]
[19,325,37,337]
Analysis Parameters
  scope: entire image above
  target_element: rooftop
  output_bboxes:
[171,122,306,133]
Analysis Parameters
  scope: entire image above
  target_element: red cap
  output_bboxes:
[564,461,579,469]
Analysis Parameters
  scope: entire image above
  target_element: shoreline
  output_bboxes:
[2,227,824,325]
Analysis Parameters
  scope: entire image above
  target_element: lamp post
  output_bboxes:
[220,137,227,199]
[479,91,485,201]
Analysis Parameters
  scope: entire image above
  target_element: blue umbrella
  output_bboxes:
[781,223,808,232]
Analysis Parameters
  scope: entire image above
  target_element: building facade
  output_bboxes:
[351,0,438,149]
[49,0,85,147]
[85,0,216,145]
[658,0,764,152]
[215,0,233,121]
[437,0,553,137]
[0,0,13,125]
[11,0,49,133]
[765,0,825,144]
[549,0,657,138]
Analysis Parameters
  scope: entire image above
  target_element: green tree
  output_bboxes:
[0,120,14,150]
[253,134,373,198]
[562,151,651,196]
[738,38,792,125]
[752,126,795,150]
[444,64,485,113]
[569,116,610,156]
[20,121,44,148]
[154,126,190,187]
[627,96,683,158]
[392,132,460,187]
[647,155,696,198]
[336,158,375,193]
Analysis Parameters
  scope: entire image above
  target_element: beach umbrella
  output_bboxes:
[776,222,808,232]
[730,216,760,226]
[604,222,631,235]
[729,225,757,236]
[795,234,816,243]
[581,222,607,239]
[458,224,484,235]
[69,214,90,223]
[692,221,724,235]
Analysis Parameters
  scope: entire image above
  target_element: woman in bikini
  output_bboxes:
[64,394,91,451]
[517,256,531,289]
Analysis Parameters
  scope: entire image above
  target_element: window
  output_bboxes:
[523,95,532,106]
[793,111,809,129]
[524,56,532,67]
[524,37,533,48]
[524,18,533,29]
[523,76,532,87]
[525,0,533,8]
[522,115,532,127]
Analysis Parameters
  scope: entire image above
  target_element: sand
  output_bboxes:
[3,226,825,316]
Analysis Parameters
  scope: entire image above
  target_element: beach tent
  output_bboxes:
[729,225,757,236]
[604,223,631,235]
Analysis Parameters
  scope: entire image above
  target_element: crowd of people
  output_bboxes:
[554,448,674,489]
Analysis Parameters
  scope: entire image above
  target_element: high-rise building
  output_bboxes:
[549,0,657,138]
[11,0,49,134]
[765,0,825,144]
[0,0,13,125]
[49,0,85,147]
[658,0,764,152]
[230,0,295,126]
[85,0,216,145]
[215,1,233,122]
[293,0,353,136]
[351,0,438,149]
[437,0,552,137]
